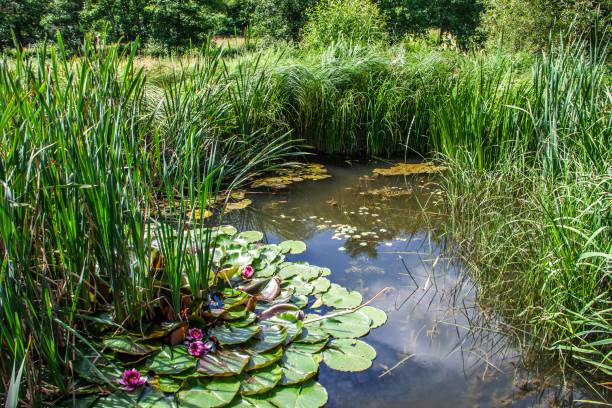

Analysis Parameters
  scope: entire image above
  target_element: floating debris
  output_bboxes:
[360,187,412,199]
[251,163,331,189]
[373,162,445,176]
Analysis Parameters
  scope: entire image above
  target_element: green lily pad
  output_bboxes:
[153,375,183,393]
[264,313,304,344]
[318,267,331,277]
[279,240,307,255]
[197,349,250,377]
[279,264,319,281]
[227,395,276,408]
[249,325,288,353]
[209,324,260,346]
[246,346,283,371]
[321,284,362,309]
[239,364,282,396]
[92,393,137,407]
[218,225,238,236]
[270,380,328,408]
[319,310,372,338]
[323,338,377,372]
[138,389,178,408]
[236,231,264,243]
[177,378,240,408]
[360,306,387,328]
[103,336,158,355]
[310,277,331,294]
[288,340,327,355]
[288,276,315,296]
[295,326,329,344]
[149,346,197,374]
[279,349,319,385]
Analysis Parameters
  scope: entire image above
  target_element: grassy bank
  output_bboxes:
[0,34,610,404]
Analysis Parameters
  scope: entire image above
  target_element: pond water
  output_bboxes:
[227,161,586,408]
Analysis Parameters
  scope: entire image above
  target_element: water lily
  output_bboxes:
[187,327,203,341]
[188,340,207,357]
[242,265,254,279]
[118,369,146,391]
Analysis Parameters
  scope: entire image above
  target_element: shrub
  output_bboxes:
[302,0,388,48]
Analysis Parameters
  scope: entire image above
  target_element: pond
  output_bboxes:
[227,161,587,408]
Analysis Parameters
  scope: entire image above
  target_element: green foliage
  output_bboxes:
[302,0,388,48]
[249,0,315,43]
[0,0,47,48]
[376,0,484,46]
[482,0,610,50]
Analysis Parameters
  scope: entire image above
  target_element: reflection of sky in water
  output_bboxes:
[227,162,584,408]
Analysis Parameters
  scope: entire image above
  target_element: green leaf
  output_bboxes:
[310,277,331,294]
[360,306,387,328]
[102,336,158,355]
[279,264,319,281]
[236,231,264,243]
[288,341,327,355]
[249,325,288,353]
[209,324,260,346]
[270,380,328,408]
[153,375,183,393]
[138,389,177,408]
[245,346,283,371]
[149,346,197,374]
[279,350,318,385]
[264,313,304,344]
[319,310,371,338]
[177,378,240,408]
[321,284,362,309]
[197,349,250,376]
[227,395,276,408]
[239,364,282,396]
[278,240,307,254]
[295,326,329,344]
[288,276,315,296]
[323,339,376,372]
[92,393,137,407]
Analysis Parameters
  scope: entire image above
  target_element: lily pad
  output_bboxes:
[209,324,259,346]
[310,277,331,294]
[372,162,445,176]
[153,375,183,393]
[279,264,319,281]
[264,313,304,344]
[228,395,276,408]
[177,378,240,408]
[321,284,362,309]
[323,339,377,372]
[197,349,250,377]
[288,340,327,355]
[288,276,315,296]
[360,306,388,329]
[278,240,307,255]
[295,326,329,344]
[270,380,328,408]
[246,346,283,371]
[149,346,196,374]
[249,325,288,353]
[239,364,282,395]
[236,231,264,243]
[138,389,178,408]
[319,310,372,338]
[279,350,319,385]
[103,336,158,355]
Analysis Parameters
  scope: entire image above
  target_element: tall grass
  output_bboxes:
[0,36,296,403]
[438,37,611,386]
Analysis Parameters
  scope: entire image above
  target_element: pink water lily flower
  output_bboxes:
[188,340,207,357]
[187,327,204,341]
[118,369,146,391]
[242,265,254,279]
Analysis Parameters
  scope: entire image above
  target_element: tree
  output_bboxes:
[0,0,48,48]
[250,0,316,43]
[375,0,484,46]
[42,0,84,49]
[146,0,226,49]
[81,0,149,42]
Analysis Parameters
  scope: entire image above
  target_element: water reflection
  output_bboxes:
[227,162,589,408]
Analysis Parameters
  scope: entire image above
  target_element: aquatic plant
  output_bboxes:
[71,226,386,407]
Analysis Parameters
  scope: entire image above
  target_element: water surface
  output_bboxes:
[228,161,583,408]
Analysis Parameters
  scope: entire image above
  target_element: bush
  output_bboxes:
[302,0,388,48]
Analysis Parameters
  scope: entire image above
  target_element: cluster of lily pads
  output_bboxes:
[72,226,386,407]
